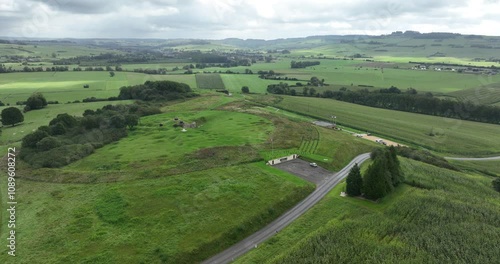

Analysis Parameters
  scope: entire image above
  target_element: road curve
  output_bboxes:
[444,156,500,161]
[202,153,371,264]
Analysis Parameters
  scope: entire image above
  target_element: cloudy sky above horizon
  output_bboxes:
[0,0,499,39]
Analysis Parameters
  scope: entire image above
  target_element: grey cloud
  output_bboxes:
[0,0,499,39]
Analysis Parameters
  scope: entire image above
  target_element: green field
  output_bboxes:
[236,158,500,263]
[0,72,198,105]
[0,101,134,145]
[256,95,500,155]
[221,74,298,94]
[195,74,226,89]
[0,162,313,263]
[0,98,319,263]
[66,110,273,173]
[0,43,123,60]
[450,159,500,177]
[2,34,500,264]
[448,82,500,105]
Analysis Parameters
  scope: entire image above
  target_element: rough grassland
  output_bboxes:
[0,163,313,264]
[66,110,273,173]
[236,158,500,264]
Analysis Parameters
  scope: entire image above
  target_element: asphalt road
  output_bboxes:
[444,156,500,161]
[202,153,371,264]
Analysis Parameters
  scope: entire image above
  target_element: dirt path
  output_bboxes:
[353,134,406,147]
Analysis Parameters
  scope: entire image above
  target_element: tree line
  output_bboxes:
[346,147,403,200]
[290,60,321,68]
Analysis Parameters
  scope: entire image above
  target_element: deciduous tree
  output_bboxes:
[1,107,24,126]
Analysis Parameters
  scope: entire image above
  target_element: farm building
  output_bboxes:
[267,154,299,165]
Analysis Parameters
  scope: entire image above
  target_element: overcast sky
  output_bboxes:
[1,0,499,39]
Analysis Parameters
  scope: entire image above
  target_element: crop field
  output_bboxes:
[0,71,197,105]
[236,158,500,264]
[195,74,226,89]
[255,95,500,155]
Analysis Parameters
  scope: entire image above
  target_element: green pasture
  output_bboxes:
[0,71,197,105]
[274,59,500,93]
[221,74,299,94]
[0,43,122,60]
[237,158,500,263]
[257,95,500,155]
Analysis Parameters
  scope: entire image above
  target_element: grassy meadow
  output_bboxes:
[66,110,274,172]
[236,158,500,264]
[0,162,313,264]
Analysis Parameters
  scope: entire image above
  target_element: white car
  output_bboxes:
[309,162,318,167]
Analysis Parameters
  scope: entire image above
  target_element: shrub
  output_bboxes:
[22,130,49,148]
[36,136,62,151]
[26,92,48,110]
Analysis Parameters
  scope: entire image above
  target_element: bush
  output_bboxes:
[493,178,500,192]
[26,92,47,110]
[36,136,62,151]
[22,130,49,148]
[50,123,67,135]
[26,144,95,168]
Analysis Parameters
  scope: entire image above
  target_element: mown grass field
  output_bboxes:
[0,71,197,105]
[236,158,500,263]
[258,95,500,155]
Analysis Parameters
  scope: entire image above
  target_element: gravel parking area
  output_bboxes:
[273,159,335,186]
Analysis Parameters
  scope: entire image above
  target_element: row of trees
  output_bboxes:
[118,80,197,101]
[290,61,321,68]
[319,89,500,124]
[346,147,403,200]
